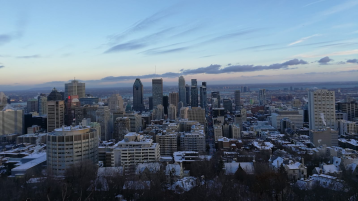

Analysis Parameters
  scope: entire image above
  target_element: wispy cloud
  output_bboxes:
[302,0,326,8]
[318,56,333,65]
[16,55,41,59]
[320,0,358,16]
[288,34,320,46]
[0,65,4,69]
[300,49,358,58]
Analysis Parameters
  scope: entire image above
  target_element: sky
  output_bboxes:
[0,0,358,90]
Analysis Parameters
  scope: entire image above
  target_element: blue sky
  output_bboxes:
[0,0,358,90]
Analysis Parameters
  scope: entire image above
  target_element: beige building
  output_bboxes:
[232,124,241,139]
[114,133,160,174]
[153,104,164,120]
[214,125,223,141]
[292,99,302,108]
[156,133,177,156]
[337,120,358,135]
[169,92,179,107]
[108,94,124,113]
[47,100,65,132]
[0,105,23,135]
[47,125,99,175]
[187,107,206,124]
[270,110,304,130]
[308,89,335,130]
[168,104,177,120]
[65,79,85,98]
[180,107,189,119]
[310,128,339,147]
[96,106,112,141]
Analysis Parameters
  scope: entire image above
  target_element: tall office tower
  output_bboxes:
[168,104,177,120]
[27,99,38,113]
[47,125,99,175]
[191,79,198,107]
[185,84,190,106]
[169,92,179,107]
[308,89,336,130]
[0,105,23,135]
[96,106,112,141]
[64,95,81,126]
[177,101,184,116]
[133,78,145,111]
[200,82,207,109]
[149,96,153,110]
[258,89,266,105]
[152,78,163,108]
[337,101,358,121]
[113,117,130,141]
[234,90,240,110]
[47,100,65,132]
[223,99,233,113]
[163,96,169,115]
[180,107,189,119]
[38,94,47,116]
[65,79,86,99]
[114,133,160,174]
[153,104,164,120]
[47,88,63,101]
[108,94,124,113]
[211,91,220,107]
[178,76,186,106]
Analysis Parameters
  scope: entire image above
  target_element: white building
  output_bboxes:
[0,105,23,135]
[114,133,160,174]
[168,104,177,120]
[108,94,124,113]
[47,125,99,175]
[308,89,335,130]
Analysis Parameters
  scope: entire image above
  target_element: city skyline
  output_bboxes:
[1,0,358,90]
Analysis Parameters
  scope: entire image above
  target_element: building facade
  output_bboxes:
[258,89,266,105]
[133,78,145,111]
[308,89,335,130]
[108,94,124,113]
[178,76,186,106]
[191,79,198,107]
[47,100,65,132]
[0,105,23,135]
[152,78,163,108]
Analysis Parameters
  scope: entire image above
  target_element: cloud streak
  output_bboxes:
[347,59,358,63]
[288,34,320,46]
[0,65,4,69]
[16,55,41,59]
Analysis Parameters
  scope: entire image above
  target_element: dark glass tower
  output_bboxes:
[133,78,145,111]
[191,79,198,107]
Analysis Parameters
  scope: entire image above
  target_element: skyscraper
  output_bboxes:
[152,78,163,108]
[27,99,38,113]
[169,92,179,107]
[65,79,86,99]
[191,79,198,107]
[185,84,190,106]
[38,94,47,116]
[211,91,220,108]
[234,90,240,110]
[168,104,177,120]
[179,76,186,106]
[163,96,169,115]
[0,105,23,135]
[200,82,207,109]
[133,78,145,111]
[258,89,266,105]
[223,99,233,113]
[47,100,65,132]
[308,89,336,130]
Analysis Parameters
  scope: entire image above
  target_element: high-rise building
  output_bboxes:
[47,88,63,101]
[0,92,7,109]
[168,104,177,120]
[179,76,186,106]
[0,105,23,135]
[64,95,81,126]
[153,104,164,120]
[47,100,65,132]
[180,107,189,119]
[308,89,335,130]
[180,132,205,153]
[200,82,207,109]
[152,78,163,108]
[185,84,190,106]
[337,101,358,121]
[38,94,47,116]
[108,94,124,113]
[65,79,86,99]
[133,78,145,111]
[96,106,112,141]
[169,92,179,108]
[234,90,240,110]
[163,96,169,115]
[27,99,38,113]
[223,99,233,113]
[258,89,266,105]
[156,133,177,156]
[211,91,220,107]
[47,125,99,175]
[191,79,198,107]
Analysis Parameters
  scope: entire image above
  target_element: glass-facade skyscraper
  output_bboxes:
[133,78,144,111]
[152,78,163,108]
[191,79,198,107]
